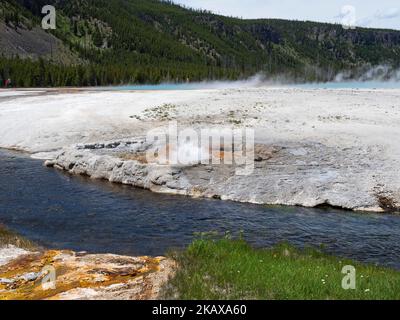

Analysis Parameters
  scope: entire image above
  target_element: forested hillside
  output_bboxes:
[1,0,400,87]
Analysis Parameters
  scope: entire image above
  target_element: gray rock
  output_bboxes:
[19,272,40,282]
[0,278,14,285]
[47,138,398,213]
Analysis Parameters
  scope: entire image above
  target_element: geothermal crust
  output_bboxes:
[0,248,174,300]
[1,87,400,212]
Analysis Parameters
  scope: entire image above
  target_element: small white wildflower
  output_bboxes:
[365,289,370,293]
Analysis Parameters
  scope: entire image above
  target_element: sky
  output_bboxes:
[173,0,400,30]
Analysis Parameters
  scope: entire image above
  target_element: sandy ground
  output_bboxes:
[1,87,400,211]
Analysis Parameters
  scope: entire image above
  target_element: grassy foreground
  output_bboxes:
[163,237,400,300]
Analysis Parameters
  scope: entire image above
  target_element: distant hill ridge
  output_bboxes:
[1,0,400,87]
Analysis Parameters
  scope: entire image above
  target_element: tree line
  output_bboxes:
[0,56,243,87]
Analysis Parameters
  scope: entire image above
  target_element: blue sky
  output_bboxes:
[173,0,400,30]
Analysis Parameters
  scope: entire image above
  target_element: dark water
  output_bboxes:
[1,150,400,269]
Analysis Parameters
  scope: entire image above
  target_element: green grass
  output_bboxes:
[163,235,400,300]
[0,224,36,250]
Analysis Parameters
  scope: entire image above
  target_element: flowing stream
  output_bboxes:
[1,149,400,269]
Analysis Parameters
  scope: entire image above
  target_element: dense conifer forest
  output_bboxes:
[1,0,400,87]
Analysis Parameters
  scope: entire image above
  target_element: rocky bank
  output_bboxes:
[44,137,399,212]
[1,87,400,212]
[0,247,174,300]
